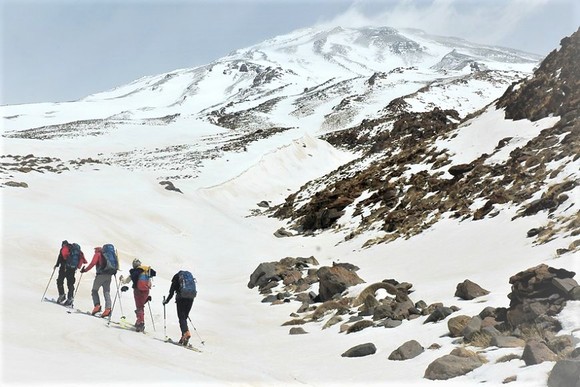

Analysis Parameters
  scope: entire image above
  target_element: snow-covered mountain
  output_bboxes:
[2,26,539,180]
[1,26,578,386]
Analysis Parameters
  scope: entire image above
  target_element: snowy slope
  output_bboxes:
[1,25,578,387]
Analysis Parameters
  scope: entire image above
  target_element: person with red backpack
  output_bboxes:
[120,259,156,332]
[162,270,197,345]
[54,240,87,306]
[81,245,119,317]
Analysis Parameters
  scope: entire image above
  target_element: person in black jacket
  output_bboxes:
[54,240,86,305]
[163,271,196,345]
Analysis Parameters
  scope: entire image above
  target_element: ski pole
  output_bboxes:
[108,277,120,326]
[188,316,205,345]
[147,299,156,332]
[113,275,125,318]
[41,266,57,302]
[72,271,83,303]
[163,296,167,338]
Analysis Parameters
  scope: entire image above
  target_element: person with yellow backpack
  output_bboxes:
[120,259,156,332]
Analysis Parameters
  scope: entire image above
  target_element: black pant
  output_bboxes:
[176,297,194,334]
[56,266,76,298]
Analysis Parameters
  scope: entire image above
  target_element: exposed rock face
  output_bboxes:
[497,28,580,121]
[159,180,183,193]
[247,256,319,292]
[506,264,577,327]
[271,29,579,254]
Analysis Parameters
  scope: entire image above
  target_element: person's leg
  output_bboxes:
[91,276,101,307]
[102,275,112,309]
[56,266,66,302]
[133,289,148,330]
[65,268,76,301]
[177,298,194,344]
[176,300,188,334]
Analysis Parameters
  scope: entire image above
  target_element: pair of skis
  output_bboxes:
[47,297,201,351]
[162,337,202,352]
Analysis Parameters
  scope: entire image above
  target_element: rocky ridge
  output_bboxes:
[270,29,580,256]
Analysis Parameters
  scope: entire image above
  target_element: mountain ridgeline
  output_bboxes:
[272,28,579,255]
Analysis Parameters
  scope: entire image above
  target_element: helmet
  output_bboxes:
[132,259,141,268]
[62,240,69,246]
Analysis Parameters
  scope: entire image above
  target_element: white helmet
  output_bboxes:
[132,259,141,268]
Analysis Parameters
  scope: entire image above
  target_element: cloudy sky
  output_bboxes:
[1,0,578,106]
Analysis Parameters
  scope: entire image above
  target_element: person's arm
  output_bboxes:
[54,245,69,268]
[163,274,178,304]
[54,251,63,269]
[119,269,133,284]
[81,250,98,272]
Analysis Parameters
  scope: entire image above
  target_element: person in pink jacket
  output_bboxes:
[81,247,113,317]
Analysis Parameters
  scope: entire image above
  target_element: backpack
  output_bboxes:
[178,270,197,299]
[100,244,119,275]
[65,243,82,270]
[137,266,153,291]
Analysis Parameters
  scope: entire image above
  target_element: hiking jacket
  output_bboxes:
[165,273,181,303]
[83,247,108,274]
[121,266,157,289]
[54,245,70,267]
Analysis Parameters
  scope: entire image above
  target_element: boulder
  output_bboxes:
[424,354,484,380]
[289,327,308,335]
[522,340,557,365]
[552,277,579,295]
[455,279,490,300]
[548,359,580,387]
[248,262,281,289]
[317,265,364,302]
[490,336,526,348]
[159,180,183,193]
[388,340,424,361]
[448,315,471,337]
[424,306,454,324]
[341,343,377,358]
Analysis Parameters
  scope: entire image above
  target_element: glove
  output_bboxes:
[54,264,58,269]
[147,296,152,302]
[162,298,169,305]
[80,266,86,273]
[121,286,129,292]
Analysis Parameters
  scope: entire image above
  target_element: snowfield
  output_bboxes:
[1,24,578,387]
[1,123,578,386]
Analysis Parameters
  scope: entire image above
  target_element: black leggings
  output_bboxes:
[176,297,194,334]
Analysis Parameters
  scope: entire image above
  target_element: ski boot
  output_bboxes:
[91,305,102,315]
[101,308,111,318]
[64,297,74,306]
[135,322,145,332]
[179,331,191,346]
[56,294,66,304]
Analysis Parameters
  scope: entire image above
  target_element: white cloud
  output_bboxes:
[314,0,554,49]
